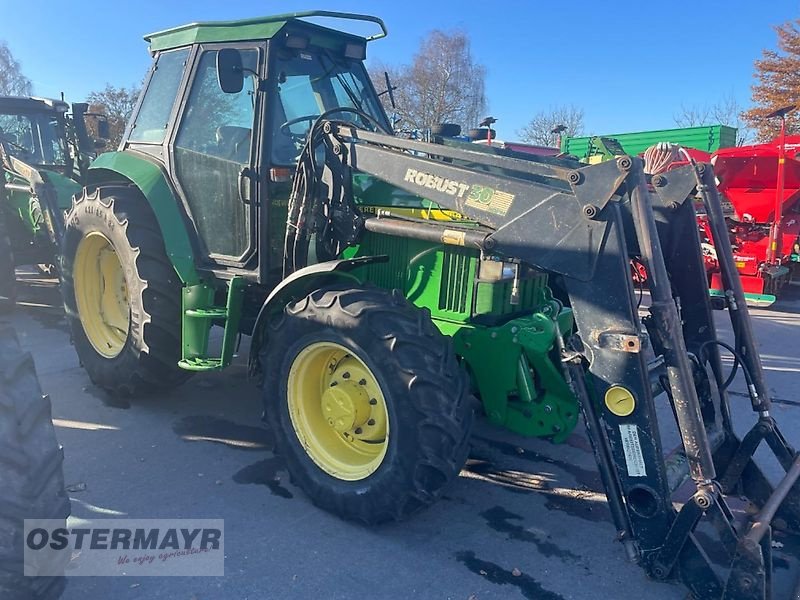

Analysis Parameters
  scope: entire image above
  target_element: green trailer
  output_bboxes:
[562,124,737,161]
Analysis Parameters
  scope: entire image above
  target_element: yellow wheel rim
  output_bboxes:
[73,232,130,358]
[287,342,389,481]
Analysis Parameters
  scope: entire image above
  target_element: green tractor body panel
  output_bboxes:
[88,151,201,285]
[45,170,82,211]
[346,168,580,439]
[3,167,80,247]
[343,230,579,439]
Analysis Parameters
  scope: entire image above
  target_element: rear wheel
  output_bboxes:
[0,325,69,599]
[0,212,16,312]
[62,186,190,396]
[262,285,473,524]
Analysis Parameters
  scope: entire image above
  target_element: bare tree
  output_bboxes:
[0,41,32,96]
[517,105,584,147]
[371,30,487,132]
[674,93,753,145]
[87,84,140,148]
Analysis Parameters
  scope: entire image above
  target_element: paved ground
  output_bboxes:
[5,270,800,600]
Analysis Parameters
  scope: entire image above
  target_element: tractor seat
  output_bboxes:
[215,125,251,163]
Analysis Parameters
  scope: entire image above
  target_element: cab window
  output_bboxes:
[173,48,259,258]
[271,49,388,165]
[129,48,189,144]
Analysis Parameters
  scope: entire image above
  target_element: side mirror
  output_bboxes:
[97,119,110,140]
[217,49,244,94]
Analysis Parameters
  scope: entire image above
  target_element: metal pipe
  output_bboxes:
[565,361,639,563]
[629,163,716,483]
[746,454,800,544]
[695,165,771,412]
[516,354,535,403]
[4,183,31,193]
[647,356,666,398]
[665,428,726,493]
[767,113,788,264]
[363,215,487,249]
[338,125,576,181]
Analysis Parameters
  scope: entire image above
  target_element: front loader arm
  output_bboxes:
[325,125,629,281]
[289,121,800,599]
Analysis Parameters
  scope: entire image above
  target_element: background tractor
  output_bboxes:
[0,96,108,309]
[61,11,800,598]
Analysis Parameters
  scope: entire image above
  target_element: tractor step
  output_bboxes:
[179,277,246,372]
[185,307,228,319]
[177,357,224,371]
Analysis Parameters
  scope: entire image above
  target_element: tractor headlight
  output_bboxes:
[479,259,516,281]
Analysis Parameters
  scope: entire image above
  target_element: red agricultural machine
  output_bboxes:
[570,119,800,306]
[700,109,800,306]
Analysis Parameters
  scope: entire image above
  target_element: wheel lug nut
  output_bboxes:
[369,398,377,405]
[354,427,363,434]
[330,381,338,387]
[359,378,367,386]
[367,419,375,426]
[342,372,350,379]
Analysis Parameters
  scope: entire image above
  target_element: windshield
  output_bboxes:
[0,111,68,166]
[271,49,389,164]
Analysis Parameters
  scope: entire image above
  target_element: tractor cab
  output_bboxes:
[0,97,71,172]
[110,12,390,283]
[0,96,109,275]
[0,96,107,181]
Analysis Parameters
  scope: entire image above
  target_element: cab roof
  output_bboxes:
[0,96,68,114]
[144,10,387,52]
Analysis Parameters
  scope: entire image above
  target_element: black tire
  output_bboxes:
[467,127,496,141]
[431,123,461,137]
[0,325,69,600]
[62,186,190,396]
[261,285,473,524]
[0,212,16,312]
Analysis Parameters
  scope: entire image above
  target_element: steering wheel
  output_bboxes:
[279,114,320,144]
[0,137,31,156]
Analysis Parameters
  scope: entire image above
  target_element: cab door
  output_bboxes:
[170,43,265,271]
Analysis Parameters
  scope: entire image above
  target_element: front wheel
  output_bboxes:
[61,186,190,396]
[261,285,473,524]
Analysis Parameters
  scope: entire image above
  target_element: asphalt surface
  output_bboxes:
[5,269,800,600]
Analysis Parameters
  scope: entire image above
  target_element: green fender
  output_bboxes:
[247,255,388,375]
[87,151,201,285]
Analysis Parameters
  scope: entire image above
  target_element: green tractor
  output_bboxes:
[61,12,800,598]
[0,96,108,308]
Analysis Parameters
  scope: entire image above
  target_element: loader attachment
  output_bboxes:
[565,157,800,599]
[296,122,800,598]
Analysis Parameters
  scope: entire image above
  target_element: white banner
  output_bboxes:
[24,518,224,576]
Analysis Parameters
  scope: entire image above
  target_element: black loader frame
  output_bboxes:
[288,121,800,599]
